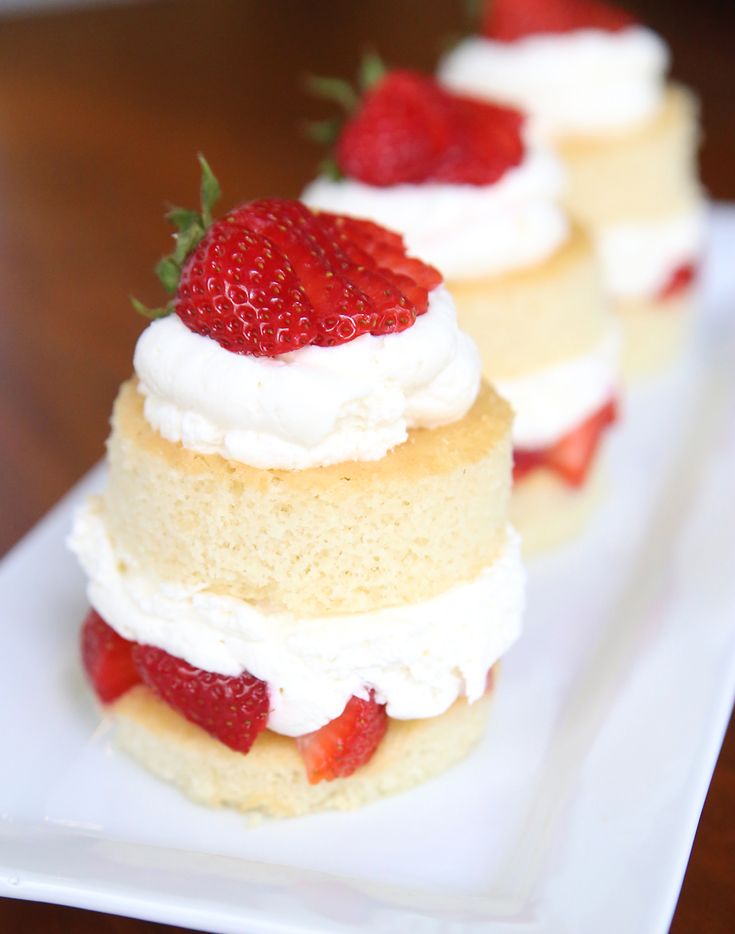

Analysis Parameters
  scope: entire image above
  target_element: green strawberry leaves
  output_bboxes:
[304,74,358,113]
[131,154,221,320]
[358,50,386,92]
[199,155,221,228]
[130,295,171,320]
[303,51,387,182]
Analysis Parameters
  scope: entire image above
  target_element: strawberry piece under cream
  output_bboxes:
[513,399,617,487]
[658,262,697,301]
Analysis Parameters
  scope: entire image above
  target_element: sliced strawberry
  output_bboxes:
[514,399,617,487]
[334,70,524,188]
[483,0,637,41]
[296,692,388,784]
[337,71,453,187]
[512,447,546,483]
[330,215,404,252]
[132,645,269,754]
[80,609,141,704]
[320,212,442,294]
[176,219,318,356]
[434,97,525,187]
[172,198,440,355]
[658,262,697,301]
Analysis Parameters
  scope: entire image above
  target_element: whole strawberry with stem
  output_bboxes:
[132,157,441,356]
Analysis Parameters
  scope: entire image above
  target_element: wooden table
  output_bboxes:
[0,1,732,930]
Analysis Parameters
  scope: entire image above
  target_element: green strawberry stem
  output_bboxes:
[131,154,221,320]
[130,295,171,320]
[303,75,358,113]
[358,50,386,91]
[303,51,387,181]
[464,0,483,27]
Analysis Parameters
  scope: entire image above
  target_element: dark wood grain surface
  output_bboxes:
[0,1,732,931]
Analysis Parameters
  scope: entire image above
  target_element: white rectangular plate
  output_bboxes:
[1,207,734,934]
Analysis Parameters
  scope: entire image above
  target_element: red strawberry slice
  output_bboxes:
[330,215,404,252]
[513,399,617,487]
[132,645,269,755]
[176,219,318,356]
[337,71,453,187]
[658,262,697,301]
[317,211,441,324]
[434,98,525,187]
[320,213,442,292]
[80,609,141,703]
[483,0,637,41]
[173,200,440,356]
[296,692,388,784]
[334,70,524,188]
[238,199,418,340]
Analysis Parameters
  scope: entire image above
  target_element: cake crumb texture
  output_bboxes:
[449,226,613,380]
[104,380,512,615]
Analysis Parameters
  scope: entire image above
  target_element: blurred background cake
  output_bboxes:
[440,0,705,379]
[303,65,619,552]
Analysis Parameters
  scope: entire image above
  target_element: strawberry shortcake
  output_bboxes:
[303,68,619,553]
[440,0,704,378]
[68,160,524,817]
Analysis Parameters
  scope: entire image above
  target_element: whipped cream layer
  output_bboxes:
[134,285,481,470]
[439,27,668,138]
[595,208,705,300]
[497,329,620,449]
[69,501,524,737]
[302,147,568,281]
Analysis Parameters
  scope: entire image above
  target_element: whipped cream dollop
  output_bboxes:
[497,328,620,449]
[134,285,481,470]
[302,145,568,281]
[595,207,705,300]
[69,501,525,737]
[439,27,669,138]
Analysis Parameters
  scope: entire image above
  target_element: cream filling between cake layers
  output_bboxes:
[439,27,668,138]
[69,501,525,737]
[302,145,568,281]
[496,328,619,449]
[134,285,481,470]
[595,208,704,300]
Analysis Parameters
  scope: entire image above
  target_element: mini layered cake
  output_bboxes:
[69,163,524,818]
[303,69,618,553]
[440,0,704,378]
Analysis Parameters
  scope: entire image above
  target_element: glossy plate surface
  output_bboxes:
[1,207,734,934]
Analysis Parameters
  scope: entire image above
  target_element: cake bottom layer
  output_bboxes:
[619,288,695,382]
[111,685,495,818]
[511,458,606,556]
